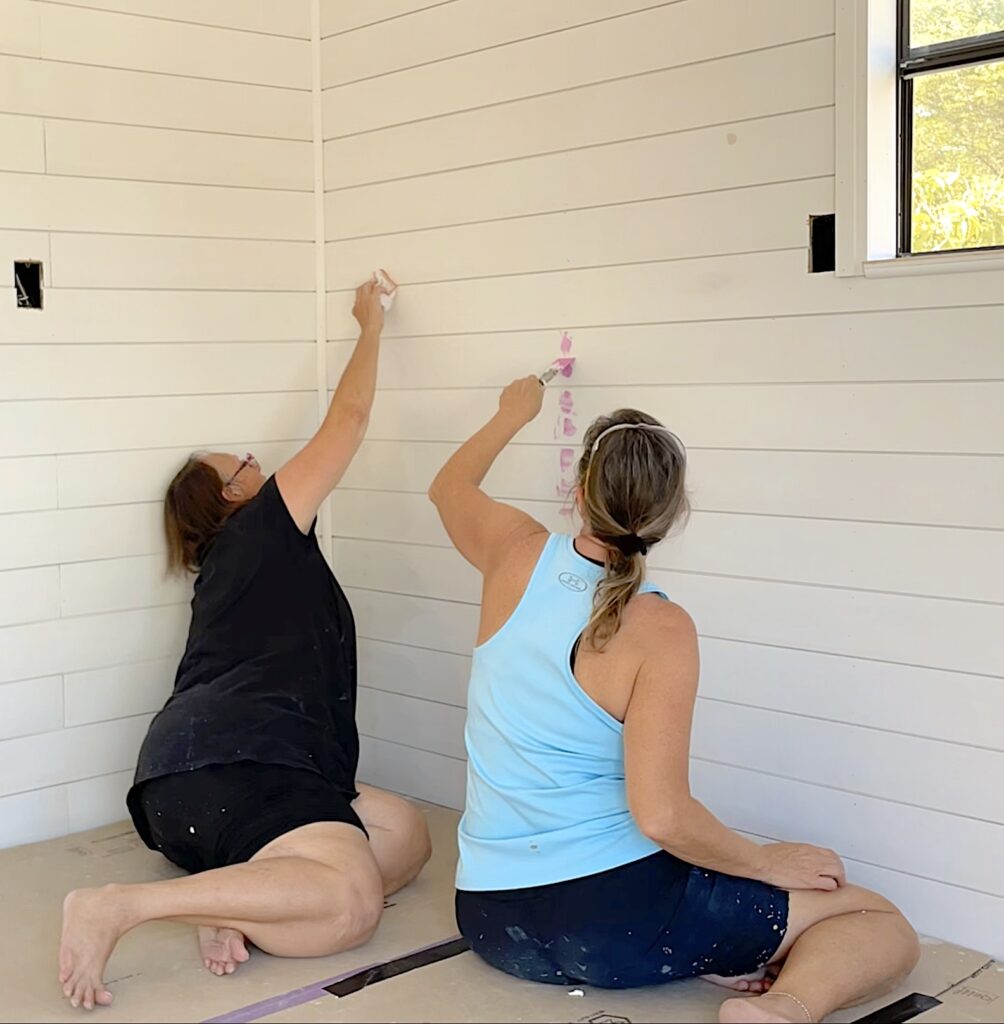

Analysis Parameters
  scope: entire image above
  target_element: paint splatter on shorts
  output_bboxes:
[456,851,789,988]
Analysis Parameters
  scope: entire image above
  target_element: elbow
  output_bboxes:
[428,472,447,507]
[633,800,693,847]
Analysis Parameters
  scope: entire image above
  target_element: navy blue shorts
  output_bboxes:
[456,851,789,989]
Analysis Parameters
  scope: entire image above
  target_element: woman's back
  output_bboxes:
[458,532,667,891]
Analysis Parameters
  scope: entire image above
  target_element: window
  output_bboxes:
[898,1,1004,255]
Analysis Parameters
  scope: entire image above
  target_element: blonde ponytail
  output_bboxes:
[578,409,688,650]
[587,546,647,648]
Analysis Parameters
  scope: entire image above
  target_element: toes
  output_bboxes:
[96,989,114,1006]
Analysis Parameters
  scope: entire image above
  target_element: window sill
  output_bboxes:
[863,249,1004,278]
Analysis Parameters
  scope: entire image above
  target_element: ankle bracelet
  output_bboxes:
[772,991,813,1022]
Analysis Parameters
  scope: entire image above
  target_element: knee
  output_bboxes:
[845,887,921,971]
[408,807,433,872]
[318,875,384,952]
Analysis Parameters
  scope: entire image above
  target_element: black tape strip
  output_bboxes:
[324,937,471,998]
[853,993,942,1023]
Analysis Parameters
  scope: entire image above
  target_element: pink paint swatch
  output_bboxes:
[560,331,573,354]
[558,391,574,414]
[559,506,574,519]
[559,447,575,471]
[553,357,576,378]
[562,418,577,437]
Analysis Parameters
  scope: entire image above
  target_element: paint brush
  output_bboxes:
[538,366,560,385]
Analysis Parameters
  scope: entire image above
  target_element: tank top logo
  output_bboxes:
[558,571,588,592]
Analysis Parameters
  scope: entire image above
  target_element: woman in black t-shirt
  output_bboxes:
[58,275,432,1013]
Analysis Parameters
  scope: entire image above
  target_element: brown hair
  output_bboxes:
[164,455,242,574]
[576,409,689,649]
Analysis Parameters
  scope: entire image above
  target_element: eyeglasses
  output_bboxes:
[225,452,258,489]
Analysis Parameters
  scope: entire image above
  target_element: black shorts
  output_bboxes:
[127,762,365,874]
[456,851,789,988]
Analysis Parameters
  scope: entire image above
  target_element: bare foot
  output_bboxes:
[59,887,134,1010]
[198,926,250,977]
[719,992,811,1023]
[704,967,775,993]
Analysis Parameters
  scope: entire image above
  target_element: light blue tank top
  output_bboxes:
[456,533,666,891]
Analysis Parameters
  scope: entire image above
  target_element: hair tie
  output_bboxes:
[613,535,649,558]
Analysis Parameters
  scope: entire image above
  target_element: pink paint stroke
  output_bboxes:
[563,418,577,438]
[559,447,575,472]
[552,357,576,378]
[558,391,574,414]
[560,332,573,354]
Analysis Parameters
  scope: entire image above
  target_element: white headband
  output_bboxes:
[589,422,686,457]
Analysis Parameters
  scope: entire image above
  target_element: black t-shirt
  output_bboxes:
[133,477,359,792]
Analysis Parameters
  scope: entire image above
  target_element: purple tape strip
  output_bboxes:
[203,936,463,1024]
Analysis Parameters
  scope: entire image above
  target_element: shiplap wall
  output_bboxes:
[320,0,1004,955]
[0,0,315,844]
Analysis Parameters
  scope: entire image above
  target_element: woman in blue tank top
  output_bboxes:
[429,378,919,1024]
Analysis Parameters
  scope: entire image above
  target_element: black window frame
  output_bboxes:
[897,0,1004,256]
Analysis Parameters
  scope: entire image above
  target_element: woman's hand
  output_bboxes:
[352,271,396,334]
[498,376,544,428]
[758,842,846,891]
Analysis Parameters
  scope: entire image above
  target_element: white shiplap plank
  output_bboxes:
[322,0,447,38]
[0,392,316,458]
[357,637,470,708]
[48,1,312,39]
[66,770,134,832]
[0,456,57,513]
[347,586,479,657]
[0,289,313,343]
[3,342,315,401]
[45,120,312,190]
[60,554,191,618]
[692,761,1004,899]
[64,656,178,727]
[342,528,1004,677]
[0,227,49,264]
[57,441,301,509]
[328,251,1004,340]
[691,700,1004,822]
[0,566,60,626]
[49,236,313,291]
[0,715,152,798]
[38,4,310,89]
[325,0,833,132]
[698,638,1004,752]
[1,172,312,239]
[328,308,1004,387]
[345,634,1004,753]
[322,0,671,90]
[0,113,45,172]
[0,604,189,686]
[0,675,63,741]
[0,784,68,847]
[0,55,312,139]
[0,504,162,572]
[358,687,466,760]
[327,177,833,289]
[353,380,1004,456]
[344,571,1004,681]
[338,439,1004,532]
[659,569,1004,680]
[326,107,835,236]
[2,0,41,58]
[358,735,466,810]
[324,37,833,186]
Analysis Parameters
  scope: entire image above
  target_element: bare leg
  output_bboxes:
[353,785,432,896]
[192,787,430,978]
[719,885,920,1023]
[59,822,383,1011]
